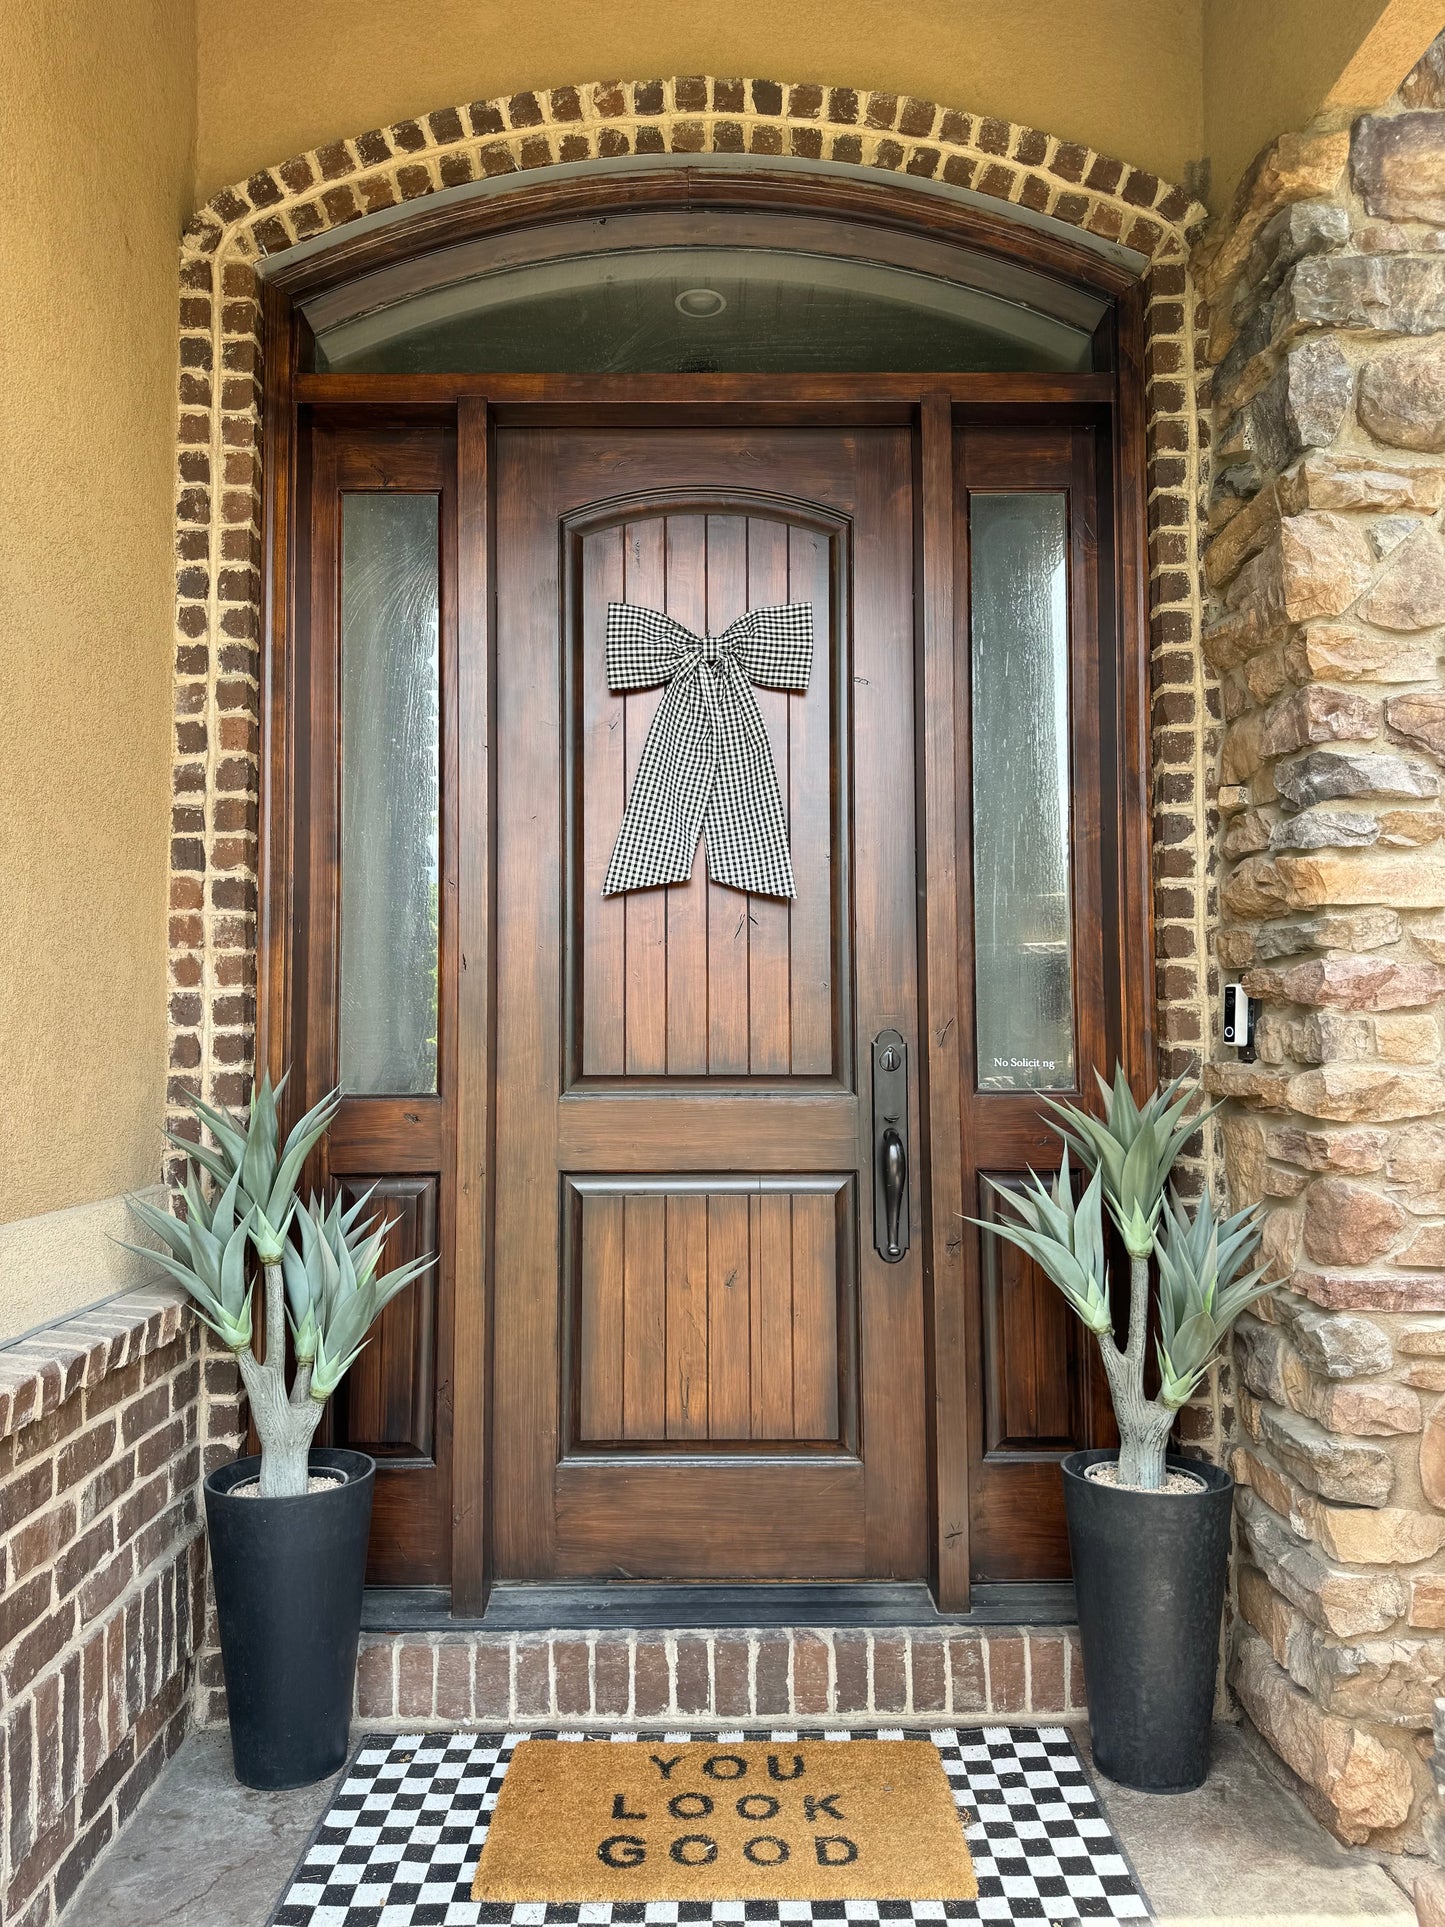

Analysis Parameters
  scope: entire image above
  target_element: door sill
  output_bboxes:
[361,1579,1076,1632]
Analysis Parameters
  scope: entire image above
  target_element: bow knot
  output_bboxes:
[603,601,814,898]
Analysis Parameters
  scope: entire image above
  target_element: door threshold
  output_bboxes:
[361,1580,1076,1633]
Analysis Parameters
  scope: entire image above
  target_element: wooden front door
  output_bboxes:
[291,391,1142,1604]
[490,425,928,1580]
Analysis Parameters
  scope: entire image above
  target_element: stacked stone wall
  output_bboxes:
[1204,33,1445,1850]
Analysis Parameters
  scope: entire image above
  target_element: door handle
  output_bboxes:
[872,1029,910,1263]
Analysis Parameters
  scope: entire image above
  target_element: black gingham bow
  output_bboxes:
[603,601,814,898]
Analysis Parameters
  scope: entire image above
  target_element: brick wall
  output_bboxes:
[352,1627,1083,1727]
[1202,32,1445,1854]
[0,1289,206,1927]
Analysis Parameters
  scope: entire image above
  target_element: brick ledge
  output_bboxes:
[347,1627,1085,1729]
[0,1282,191,1442]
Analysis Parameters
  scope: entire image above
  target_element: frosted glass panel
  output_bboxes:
[339,492,440,1094]
[970,492,1075,1092]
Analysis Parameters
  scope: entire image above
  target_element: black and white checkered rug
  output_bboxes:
[269,1728,1151,1927]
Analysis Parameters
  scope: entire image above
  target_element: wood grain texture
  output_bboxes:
[336,1177,439,1458]
[916,393,971,1610]
[450,397,494,1610]
[572,509,837,1082]
[274,168,1135,307]
[296,420,458,1588]
[492,425,925,1582]
[952,420,1124,1586]
[573,1183,846,1446]
[260,171,1155,1609]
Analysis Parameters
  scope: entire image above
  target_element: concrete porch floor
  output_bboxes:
[60,1723,1417,1927]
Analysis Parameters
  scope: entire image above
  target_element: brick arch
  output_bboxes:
[183,76,1203,266]
[166,79,1216,1294]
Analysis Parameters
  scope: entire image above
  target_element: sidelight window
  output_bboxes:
[338,491,442,1095]
[969,490,1076,1092]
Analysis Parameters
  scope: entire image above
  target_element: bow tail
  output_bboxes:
[703,667,797,899]
[602,673,716,896]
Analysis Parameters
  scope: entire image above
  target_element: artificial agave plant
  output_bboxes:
[128,1074,433,1497]
[976,1066,1271,1490]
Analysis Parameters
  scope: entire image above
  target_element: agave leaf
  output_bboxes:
[974,1160,1113,1338]
[1152,1183,1271,1407]
[248,1202,292,1266]
[166,1130,232,1191]
[219,1209,254,1322]
[117,1239,212,1305]
[1214,1263,1276,1327]
[339,1186,378,1239]
[188,1218,224,1299]
[371,1254,436,1316]
[186,1094,250,1172]
[208,1165,246,1246]
[281,1243,315,1327]
[291,1305,320,1367]
[125,1194,195,1265]
[182,1164,217,1236]
[309,1331,369,1403]
[239,1072,281,1210]
[118,1241,251,1351]
[262,1088,342,1230]
[1164,1307,1219,1378]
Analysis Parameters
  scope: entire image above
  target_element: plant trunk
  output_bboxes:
[1096,1252,1175,1492]
[234,1261,324,1497]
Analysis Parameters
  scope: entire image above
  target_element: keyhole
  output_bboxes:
[881,1047,898,1072]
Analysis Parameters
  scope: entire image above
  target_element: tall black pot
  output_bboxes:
[204,1447,374,1790]
[1062,1447,1233,1794]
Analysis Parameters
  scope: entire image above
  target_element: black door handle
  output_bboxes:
[872,1030,909,1263]
[880,1127,907,1259]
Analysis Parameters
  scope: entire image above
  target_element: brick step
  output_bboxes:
[354,1627,1084,1726]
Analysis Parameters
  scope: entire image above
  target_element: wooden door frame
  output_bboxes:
[256,169,1154,1616]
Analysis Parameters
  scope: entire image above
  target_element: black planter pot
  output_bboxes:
[1062,1447,1234,1794]
[204,1447,375,1790]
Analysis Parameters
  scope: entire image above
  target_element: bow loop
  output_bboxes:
[720,603,814,692]
[602,600,814,899]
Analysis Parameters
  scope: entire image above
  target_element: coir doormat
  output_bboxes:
[269,1727,1153,1925]
[472,1737,976,1903]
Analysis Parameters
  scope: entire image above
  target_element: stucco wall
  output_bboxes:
[193,0,1207,204]
[1204,0,1444,211]
[0,0,196,1318]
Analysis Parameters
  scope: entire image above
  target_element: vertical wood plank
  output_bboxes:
[665,1192,710,1440]
[621,1193,666,1440]
[579,1193,625,1440]
[623,518,668,1073]
[580,527,626,1076]
[663,517,709,1073]
[790,1191,839,1439]
[919,393,971,1608]
[851,424,927,1580]
[754,1191,795,1438]
[258,282,301,1087]
[706,1191,752,1438]
[451,397,494,1612]
[786,524,834,1075]
[705,515,750,1074]
[1113,283,1158,1094]
[489,426,564,1577]
[746,517,792,1074]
